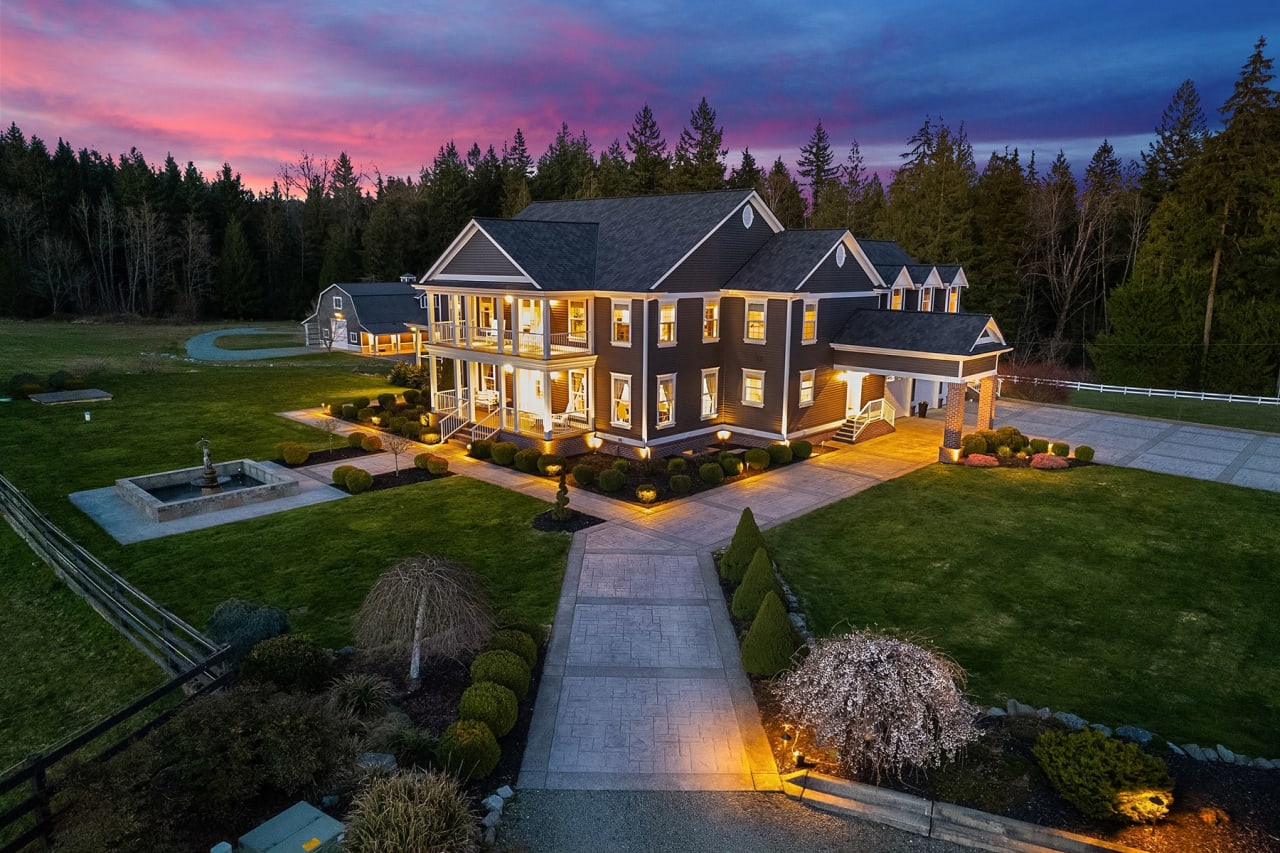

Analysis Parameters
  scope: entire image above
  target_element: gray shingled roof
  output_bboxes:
[935,264,963,284]
[873,265,904,287]
[334,282,427,333]
[513,190,756,292]
[905,264,936,285]
[857,239,916,266]
[833,309,1008,356]
[724,230,875,292]
[475,218,598,290]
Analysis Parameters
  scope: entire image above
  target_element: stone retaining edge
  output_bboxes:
[782,770,1149,853]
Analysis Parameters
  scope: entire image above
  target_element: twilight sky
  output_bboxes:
[1,0,1276,193]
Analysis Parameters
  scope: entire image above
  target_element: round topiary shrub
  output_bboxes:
[357,407,376,422]
[700,462,725,485]
[401,388,421,406]
[241,634,334,692]
[597,468,625,492]
[343,770,475,852]
[426,455,449,475]
[740,591,802,677]
[458,681,519,738]
[332,464,357,486]
[744,448,771,471]
[345,467,375,493]
[635,483,658,503]
[513,448,542,473]
[1033,729,1174,823]
[667,457,687,473]
[341,403,359,421]
[348,431,367,448]
[612,459,630,473]
[961,433,988,458]
[669,473,692,495]
[423,431,441,444]
[1029,438,1050,454]
[279,442,310,465]
[414,453,433,470]
[491,442,519,466]
[378,393,398,412]
[327,401,345,417]
[361,434,384,453]
[488,628,538,668]
[399,422,423,440]
[469,649,531,699]
[768,443,794,465]
[721,455,743,476]
[469,439,493,459]
[572,464,596,487]
[436,720,501,782]
[791,440,813,460]
[1051,442,1070,457]
[537,454,567,476]
[353,396,371,410]
[995,425,1027,452]
[1074,445,1095,463]
[974,429,1000,454]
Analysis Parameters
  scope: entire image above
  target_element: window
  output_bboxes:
[568,369,588,414]
[349,332,359,344]
[920,288,933,312]
[891,288,904,310]
[799,369,815,407]
[745,300,766,342]
[611,300,631,345]
[658,301,677,345]
[332,295,343,310]
[742,369,765,407]
[947,287,960,313]
[656,374,675,428]
[703,299,719,341]
[611,373,631,427]
[479,363,498,393]
[568,299,587,341]
[701,368,718,419]
[802,301,818,343]
[835,244,846,267]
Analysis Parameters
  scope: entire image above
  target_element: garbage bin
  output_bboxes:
[917,401,929,418]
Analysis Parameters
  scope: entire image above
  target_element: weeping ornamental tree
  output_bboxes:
[774,630,979,782]
[354,555,494,690]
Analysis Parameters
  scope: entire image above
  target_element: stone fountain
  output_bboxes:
[194,437,230,494]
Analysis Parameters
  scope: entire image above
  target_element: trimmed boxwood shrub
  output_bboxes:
[740,591,802,677]
[635,483,658,503]
[345,468,374,493]
[436,720,501,782]
[720,454,743,476]
[571,464,596,486]
[995,425,1027,452]
[791,440,813,460]
[513,448,542,473]
[597,468,625,492]
[768,443,794,465]
[402,388,421,406]
[205,599,289,663]
[491,442,519,466]
[669,473,692,495]
[361,434,384,452]
[488,628,538,668]
[279,442,310,465]
[721,507,765,583]
[241,634,334,692]
[414,453,433,470]
[347,431,367,448]
[398,421,423,440]
[667,457,687,473]
[341,402,359,420]
[426,455,449,475]
[744,448,770,471]
[1033,729,1174,823]
[732,547,782,620]
[469,439,493,460]
[327,401,345,417]
[700,462,725,485]
[470,649,531,700]
[1029,438,1050,454]
[353,395,371,409]
[357,407,375,422]
[961,433,988,458]
[378,392,398,411]
[458,682,519,738]
[423,431,441,444]
[536,454,566,475]
[1075,445,1095,463]
[1051,441,1070,457]
[332,464,357,486]
[612,459,630,473]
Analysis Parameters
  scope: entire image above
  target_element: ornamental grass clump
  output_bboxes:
[774,630,979,782]
[721,507,766,583]
[343,769,476,853]
[1033,728,1174,824]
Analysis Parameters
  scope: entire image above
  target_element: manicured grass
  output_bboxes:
[213,331,305,350]
[1067,390,1280,434]
[766,464,1280,756]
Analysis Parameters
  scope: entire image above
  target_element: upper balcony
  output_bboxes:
[416,293,594,362]
[426,322,591,359]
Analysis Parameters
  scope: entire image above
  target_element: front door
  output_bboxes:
[332,319,348,349]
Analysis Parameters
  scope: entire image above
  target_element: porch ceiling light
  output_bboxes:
[503,363,514,373]
[716,429,731,443]
[586,435,603,450]
[504,295,513,303]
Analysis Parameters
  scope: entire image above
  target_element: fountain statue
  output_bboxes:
[195,437,228,494]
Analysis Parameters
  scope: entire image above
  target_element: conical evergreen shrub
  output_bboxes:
[732,547,781,619]
[740,591,801,676]
[721,507,765,582]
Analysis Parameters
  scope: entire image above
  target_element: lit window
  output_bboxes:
[891,288,904,310]
[568,368,588,413]
[656,374,675,428]
[612,300,631,345]
[947,287,960,312]
[703,300,719,341]
[611,373,631,427]
[920,288,933,312]
[701,368,718,418]
[799,369,815,407]
[568,299,587,341]
[332,295,343,310]
[745,301,766,342]
[742,369,765,407]
[802,301,818,343]
[658,301,677,345]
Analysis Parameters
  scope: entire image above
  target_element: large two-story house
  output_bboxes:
[406,189,1009,463]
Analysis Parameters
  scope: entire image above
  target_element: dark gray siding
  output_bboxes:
[960,354,1001,378]
[441,233,523,278]
[657,204,775,293]
[791,364,846,434]
[591,296,644,440]
[835,351,959,377]
[786,298,861,433]
[801,249,878,294]
[645,298,725,437]
[719,296,787,435]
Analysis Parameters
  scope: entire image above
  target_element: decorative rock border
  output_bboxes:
[990,699,1278,771]
[480,784,515,845]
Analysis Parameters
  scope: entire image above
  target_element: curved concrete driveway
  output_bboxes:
[185,327,313,362]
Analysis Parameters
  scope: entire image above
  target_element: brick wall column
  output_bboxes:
[939,381,965,463]
[977,375,997,431]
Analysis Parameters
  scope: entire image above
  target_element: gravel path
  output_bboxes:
[496,790,977,853]
[184,327,313,361]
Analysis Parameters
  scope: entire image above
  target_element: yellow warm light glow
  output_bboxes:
[504,295,513,303]
[637,485,657,503]
[638,447,650,459]
[840,371,854,382]
[551,371,563,379]
[716,429,731,443]
[586,435,603,450]
[544,464,563,477]
[502,363,514,373]
[944,447,962,463]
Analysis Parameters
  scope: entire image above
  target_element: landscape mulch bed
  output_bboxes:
[278,446,371,467]
[531,509,607,533]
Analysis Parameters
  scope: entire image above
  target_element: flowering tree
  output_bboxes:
[774,630,979,781]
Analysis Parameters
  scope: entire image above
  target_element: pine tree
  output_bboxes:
[531,123,595,201]
[625,104,670,195]
[885,117,976,262]
[727,148,763,190]
[969,148,1029,334]
[732,547,782,619]
[672,97,727,192]
[757,158,806,229]
[797,120,836,198]
[501,128,533,216]
[1139,79,1207,203]
[426,142,472,259]
[218,216,259,318]
[597,139,630,197]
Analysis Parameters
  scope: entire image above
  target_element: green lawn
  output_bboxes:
[765,464,1280,756]
[1067,390,1280,434]
[213,331,305,350]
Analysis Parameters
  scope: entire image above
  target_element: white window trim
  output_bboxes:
[801,300,818,344]
[742,368,765,408]
[332,295,343,310]
[611,299,631,347]
[568,299,588,342]
[744,300,767,344]
[610,372,632,428]
[657,300,677,347]
[701,368,719,420]
[656,373,676,429]
[349,331,359,344]
[799,369,815,408]
[703,299,720,342]
[891,288,904,310]
[947,287,960,313]
[920,288,933,312]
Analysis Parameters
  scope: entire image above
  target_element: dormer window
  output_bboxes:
[891,288,904,310]
[948,287,960,313]
[920,288,933,312]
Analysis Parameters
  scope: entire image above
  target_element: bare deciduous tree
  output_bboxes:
[774,630,980,782]
[380,432,414,475]
[354,556,494,690]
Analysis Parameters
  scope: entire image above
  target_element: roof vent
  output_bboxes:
[836,245,846,268]
[742,205,754,229]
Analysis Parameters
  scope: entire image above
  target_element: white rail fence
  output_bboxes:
[999,376,1280,407]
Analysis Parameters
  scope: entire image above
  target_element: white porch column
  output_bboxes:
[505,367,515,431]
[542,297,552,360]
[428,353,438,407]
[542,367,553,439]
